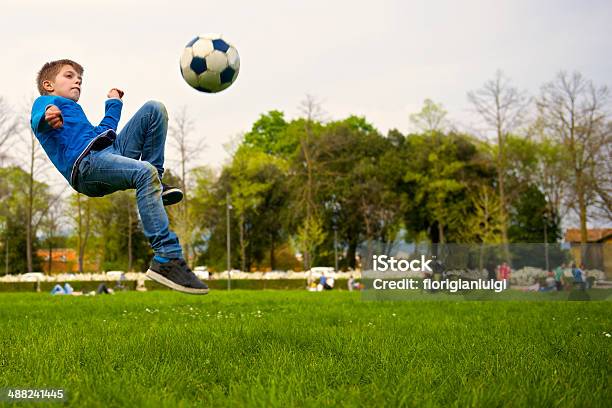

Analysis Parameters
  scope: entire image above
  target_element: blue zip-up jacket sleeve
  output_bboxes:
[93,98,123,134]
[31,96,62,133]
[30,95,120,186]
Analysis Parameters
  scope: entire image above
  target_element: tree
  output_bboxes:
[168,107,205,265]
[70,193,92,273]
[527,130,572,223]
[242,110,293,156]
[537,71,610,248]
[455,185,504,273]
[227,146,282,271]
[40,198,65,274]
[295,95,326,270]
[591,121,612,222]
[402,132,493,245]
[468,70,530,262]
[409,99,449,134]
[7,99,61,273]
[508,185,560,243]
[295,215,326,271]
[406,133,466,244]
[0,96,19,163]
[0,167,48,274]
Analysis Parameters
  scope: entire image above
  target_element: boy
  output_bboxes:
[30,59,208,294]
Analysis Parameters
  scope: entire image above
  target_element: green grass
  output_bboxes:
[0,291,610,407]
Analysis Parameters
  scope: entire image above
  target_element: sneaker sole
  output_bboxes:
[162,188,183,206]
[146,269,209,295]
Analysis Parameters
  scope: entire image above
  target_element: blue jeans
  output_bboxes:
[75,101,182,259]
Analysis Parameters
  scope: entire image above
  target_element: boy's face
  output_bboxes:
[43,64,82,102]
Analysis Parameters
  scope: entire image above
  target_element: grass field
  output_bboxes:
[0,290,610,407]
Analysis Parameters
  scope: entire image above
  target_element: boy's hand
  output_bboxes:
[108,88,124,99]
[45,105,63,129]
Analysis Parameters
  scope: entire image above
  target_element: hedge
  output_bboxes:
[0,279,350,292]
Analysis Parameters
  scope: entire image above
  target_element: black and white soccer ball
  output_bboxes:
[180,34,240,93]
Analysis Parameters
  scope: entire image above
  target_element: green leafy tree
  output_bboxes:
[0,166,47,274]
[295,215,326,271]
[402,132,492,244]
[228,146,285,271]
[409,99,449,134]
[242,110,295,156]
[508,185,560,243]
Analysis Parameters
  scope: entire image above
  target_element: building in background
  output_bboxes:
[36,249,99,274]
[564,229,612,278]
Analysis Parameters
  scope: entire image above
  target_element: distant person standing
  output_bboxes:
[554,264,565,291]
[498,262,511,284]
[572,263,585,290]
[580,264,590,289]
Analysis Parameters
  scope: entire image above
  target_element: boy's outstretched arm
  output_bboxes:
[45,105,64,129]
[93,88,124,134]
[31,99,64,133]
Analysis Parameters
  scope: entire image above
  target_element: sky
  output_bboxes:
[1,0,611,184]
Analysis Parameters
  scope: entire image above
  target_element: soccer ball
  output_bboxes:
[180,34,240,93]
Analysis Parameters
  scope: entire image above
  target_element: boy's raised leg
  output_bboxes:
[76,149,207,294]
[113,100,183,206]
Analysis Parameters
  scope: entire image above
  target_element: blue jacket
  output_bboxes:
[30,96,123,187]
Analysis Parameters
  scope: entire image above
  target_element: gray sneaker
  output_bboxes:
[146,258,209,294]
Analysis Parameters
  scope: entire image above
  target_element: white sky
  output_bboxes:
[1,0,611,183]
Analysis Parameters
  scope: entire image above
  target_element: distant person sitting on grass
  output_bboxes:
[50,283,82,296]
[30,59,207,295]
[348,276,363,291]
[325,275,335,290]
[523,278,540,292]
[96,283,114,295]
[539,272,556,292]
[318,273,327,291]
[115,272,127,290]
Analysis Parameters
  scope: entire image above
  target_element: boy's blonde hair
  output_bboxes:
[36,59,84,95]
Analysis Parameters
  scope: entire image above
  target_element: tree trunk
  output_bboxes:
[497,124,511,265]
[347,235,358,269]
[26,138,35,273]
[76,194,90,273]
[270,234,276,271]
[544,220,549,272]
[4,233,9,275]
[240,212,246,272]
[127,201,133,272]
[438,222,445,244]
[576,169,588,265]
[26,205,32,273]
[48,245,52,274]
